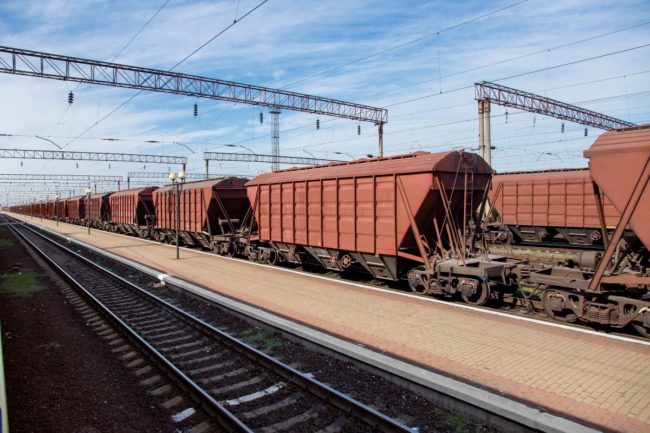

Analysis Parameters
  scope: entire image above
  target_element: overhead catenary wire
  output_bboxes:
[363,20,650,101]
[280,0,529,89]
[385,42,650,108]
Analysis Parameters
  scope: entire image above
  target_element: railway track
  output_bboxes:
[4,215,412,433]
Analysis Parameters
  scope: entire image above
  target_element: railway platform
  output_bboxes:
[9,213,650,433]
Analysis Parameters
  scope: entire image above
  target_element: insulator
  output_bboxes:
[76,162,78,168]
[561,122,565,133]
[20,161,23,167]
[68,91,74,104]
[259,112,264,124]
[505,110,509,123]
[584,128,588,137]
[533,115,536,127]
[108,163,111,169]
[193,103,198,117]
[316,119,320,130]
[357,125,361,135]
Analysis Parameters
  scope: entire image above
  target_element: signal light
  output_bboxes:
[193,103,198,117]
[68,91,74,104]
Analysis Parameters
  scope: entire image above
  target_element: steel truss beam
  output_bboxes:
[203,152,339,166]
[126,171,239,180]
[0,46,388,125]
[475,81,635,130]
[0,148,186,165]
[0,174,122,181]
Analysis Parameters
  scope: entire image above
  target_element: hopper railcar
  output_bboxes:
[86,192,113,229]
[525,126,650,336]
[109,187,157,237]
[65,197,85,224]
[487,169,631,247]
[152,178,249,250]
[243,151,516,305]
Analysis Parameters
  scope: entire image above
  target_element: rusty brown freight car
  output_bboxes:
[246,151,494,286]
[65,197,85,224]
[54,199,66,221]
[488,169,623,246]
[87,192,113,229]
[529,126,650,335]
[44,200,55,219]
[153,178,249,249]
[109,187,157,236]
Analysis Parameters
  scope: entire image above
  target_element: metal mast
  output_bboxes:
[270,110,281,170]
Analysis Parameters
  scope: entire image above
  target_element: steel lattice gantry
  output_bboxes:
[0,46,389,156]
[203,152,340,176]
[0,173,122,181]
[125,171,242,188]
[0,148,187,168]
[126,171,238,180]
[474,81,637,165]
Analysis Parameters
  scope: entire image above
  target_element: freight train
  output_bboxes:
[6,126,650,337]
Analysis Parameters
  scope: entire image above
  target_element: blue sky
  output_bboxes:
[0,0,649,202]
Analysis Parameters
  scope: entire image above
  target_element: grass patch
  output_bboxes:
[0,269,45,297]
[0,238,13,249]
[447,413,471,433]
[238,328,284,352]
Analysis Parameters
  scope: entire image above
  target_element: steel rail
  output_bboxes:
[5,216,253,433]
[6,215,412,433]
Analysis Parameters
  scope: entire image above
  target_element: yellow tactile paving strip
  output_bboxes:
[12,214,650,433]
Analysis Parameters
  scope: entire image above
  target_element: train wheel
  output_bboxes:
[407,268,428,294]
[263,250,277,265]
[633,311,650,338]
[459,279,490,305]
[542,289,578,323]
[633,324,650,338]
